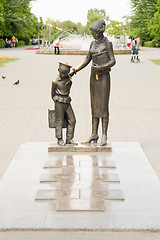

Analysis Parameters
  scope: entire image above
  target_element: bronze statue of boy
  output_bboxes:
[51,62,77,146]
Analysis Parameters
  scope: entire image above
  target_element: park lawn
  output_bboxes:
[0,58,19,67]
[149,59,160,65]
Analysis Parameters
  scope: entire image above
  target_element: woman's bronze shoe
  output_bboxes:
[100,135,107,146]
[82,134,99,144]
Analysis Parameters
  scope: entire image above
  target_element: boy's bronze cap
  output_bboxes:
[59,62,72,69]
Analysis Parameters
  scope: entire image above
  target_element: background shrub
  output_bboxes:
[15,40,25,47]
[19,37,30,45]
[151,39,158,47]
[144,39,157,47]
[140,39,146,47]
[0,39,5,48]
[144,41,152,47]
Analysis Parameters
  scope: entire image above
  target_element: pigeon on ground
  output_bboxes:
[13,80,20,85]
[2,75,6,79]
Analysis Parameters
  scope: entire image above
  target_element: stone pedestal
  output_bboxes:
[0,142,160,231]
[48,143,112,152]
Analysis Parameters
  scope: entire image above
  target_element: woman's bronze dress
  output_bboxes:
[87,37,115,118]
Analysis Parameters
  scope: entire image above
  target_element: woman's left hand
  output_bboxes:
[92,63,103,72]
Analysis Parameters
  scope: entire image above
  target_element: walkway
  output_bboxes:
[0,46,160,239]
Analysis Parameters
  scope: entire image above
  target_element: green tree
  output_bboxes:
[106,20,122,36]
[60,20,78,33]
[0,0,38,39]
[149,0,160,41]
[0,0,6,36]
[76,22,85,35]
[130,0,157,40]
[85,8,109,34]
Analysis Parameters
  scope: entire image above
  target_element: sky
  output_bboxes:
[31,0,131,25]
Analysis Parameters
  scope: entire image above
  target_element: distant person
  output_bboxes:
[127,36,132,49]
[32,38,36,45]
[5,38,11,48]
[131,36,140,62]
[36,39,40,46]
[54,38,60,54]
[11,35,16,47]
[5,38,9,48]
[8,39,11,48]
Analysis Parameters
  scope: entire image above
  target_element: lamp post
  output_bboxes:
[123,23,126,48]
[38,19,40,48]
[56,27,62,32]
[55,27,62,40]
[43,24,45,47]
[128,19,132,37]
[116,24,119,37]
[110,27,113,35]
[108,28,110,38]
[106,29,109,36]
[110,27,113,41]
[119,23,122,43]
[47,23,50,46]
[50,24,52,44]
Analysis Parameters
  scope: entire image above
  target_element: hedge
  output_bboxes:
[0,39,5,48]
[19,37,30,45]
[15,40,25,47]
[143,39,157,48]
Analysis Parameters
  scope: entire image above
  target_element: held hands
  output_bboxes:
[69,68,77,77]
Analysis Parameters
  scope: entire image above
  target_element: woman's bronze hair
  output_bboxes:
[90,19,105,33]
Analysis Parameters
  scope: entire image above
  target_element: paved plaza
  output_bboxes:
[0,46,160,239]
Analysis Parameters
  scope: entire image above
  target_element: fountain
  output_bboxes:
[36,32,130,55]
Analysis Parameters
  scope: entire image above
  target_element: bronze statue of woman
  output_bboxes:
[70,19,116,146]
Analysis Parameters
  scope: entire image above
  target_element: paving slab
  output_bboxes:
[1,47,160,238]
[0,142,160,230]
[1,47,160,182]
[1,231,160,240]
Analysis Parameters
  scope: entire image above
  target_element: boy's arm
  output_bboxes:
[51,80,56,100]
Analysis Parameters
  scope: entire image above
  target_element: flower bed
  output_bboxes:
[0,56,10,59]
[0,58,19,67]
[149,59,160,65]
[25,47,40,50]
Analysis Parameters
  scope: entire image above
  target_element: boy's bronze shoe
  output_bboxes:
[57,139,65,146]
[66,139,78,145]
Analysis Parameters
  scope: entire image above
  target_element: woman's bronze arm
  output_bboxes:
[75,53,92,72]
[102,41,116,70]
[69,47,92,76]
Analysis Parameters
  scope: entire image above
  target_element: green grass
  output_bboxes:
[149,59,160,65]
[0,58,19,67]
